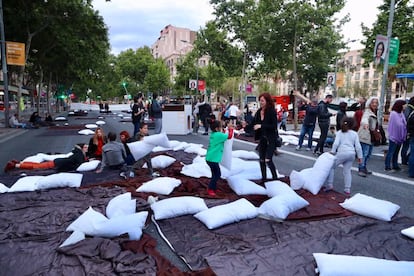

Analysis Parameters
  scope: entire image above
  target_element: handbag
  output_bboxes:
[370,129,382,144]
[276,136,283,148]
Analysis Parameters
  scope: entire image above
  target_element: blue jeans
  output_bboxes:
[153,118,162,134]
[358,142,373,171]
[409,137,414,177]
[298,124,315,149]
[385,140,402,169]
[207,161,221,190]
[133,121,141,137]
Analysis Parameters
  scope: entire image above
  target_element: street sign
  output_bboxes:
[389,38,400,66]
[6,41,25,66]
[189,79,197,89]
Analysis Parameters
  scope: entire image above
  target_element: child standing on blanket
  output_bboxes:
[205,119,234,196]
[325,117,363,195]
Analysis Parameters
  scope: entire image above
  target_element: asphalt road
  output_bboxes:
[0,109,413,272]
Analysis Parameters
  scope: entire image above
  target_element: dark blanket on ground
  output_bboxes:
[157,214,414,275]
[1,149,413,275]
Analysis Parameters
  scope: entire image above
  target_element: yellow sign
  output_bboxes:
[6,42,25,66]
[336,72,345,88]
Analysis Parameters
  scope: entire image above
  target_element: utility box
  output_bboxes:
[162,104,193,135]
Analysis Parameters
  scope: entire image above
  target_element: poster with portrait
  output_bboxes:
[373,35,388,66]
[326,72,336,87]
[189,79,197,90]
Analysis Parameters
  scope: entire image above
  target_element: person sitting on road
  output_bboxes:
[325,126,336,147]
[29,112,42,128]
[4,143,89,172]
[133,123,159,178]
[96,132,127,174]
[120,130,136,166]
[87,127,107,160]
[9,113,27,129]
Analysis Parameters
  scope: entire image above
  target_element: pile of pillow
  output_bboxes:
[61,192,147,247]
[258,180,309,220]
[289,152,336,194]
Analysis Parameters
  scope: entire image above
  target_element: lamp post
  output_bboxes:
[0,0,10,127]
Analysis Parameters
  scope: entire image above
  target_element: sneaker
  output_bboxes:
[306,147,311,151]
[358,170,367,177]
[384,168,393,172]
[119,172,127,180]
[151,172,160,178]
[207,189,216,196]
[202,132,208,136]
[128,171,135,178]
[392,167,402,172]
[313,151,321,156]
[295,146,301,151]
[344,189,351,195]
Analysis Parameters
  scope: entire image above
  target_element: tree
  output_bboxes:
[361,0,414,73]
[143,59,171,95]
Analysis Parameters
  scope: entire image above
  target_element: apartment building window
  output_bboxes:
[348,56,353,64]
[355,81,360,89]
[374,71,379,78]
[364,71,369,79]
[356,64,361,71]
[356,55,362,64]
[363,81,369,89]
[355,73,360,80]
[373,80,379,88]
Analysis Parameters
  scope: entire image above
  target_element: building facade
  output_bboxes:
[150,24,209,83]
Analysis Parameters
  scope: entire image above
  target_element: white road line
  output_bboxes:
[234,139,414,186]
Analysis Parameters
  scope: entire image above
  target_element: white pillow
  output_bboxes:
[181,161,211,178]
[194,198,258,230]
[37,173,83,190]
[8,176,44,192]
[66,206,109,235]
[289,168,312,190]
[76,160,101,172]
[184,144,207,156]
[85,124,98,129]
[59,231,85,248]
[0,183,9,193]
[232,150,259,160]
[22,153,47,163]
[313,253,414,276]
[265,180,296,197]
[227,175,267,195]
[148,155,176,169]
[41,152,73,161]
[173,141,190,151]
[303,152,336,195]
[136,177,182,195]
[95,120,106,125]
[258,193,309,220]
[127,140,155,161]
[94,211,148,240]
[143,133,171,148]
[78,129,95,135]
[151,196,208,220]
[220,137,233,170]
[55,116,67,121]
[340,193,400,221]
[401,226,414,239]
[106,193,136,219]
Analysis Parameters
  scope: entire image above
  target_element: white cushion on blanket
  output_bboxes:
[93,212,148,240]
[127,140,155,161]
[265,180,296,197]
[0,183,9,193]
[151,196,208,220]
[85,124,98,129]
[106,193,136,219]
[143,155,176,169]
[289,168,312,190]
[401,226,414,239]
[78,129,95,135]
[194,198,258,229]
[59,231,85,248]
[258,193,309,220]
[232,150,259,160]
[340,193,400,221]
[8,176,44,192]
[184,144,206,156]
[227,176,267,195]
[76,160,101,172]
[143,133,170,148]
[66,206,109,234]
[136,177,181,195]
[303,152,336,195]
[313,253,414,276]
[37,173,83,190]
[22,153,72,163]
[220,137,233,170]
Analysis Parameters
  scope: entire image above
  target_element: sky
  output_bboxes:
[92,0,384,55]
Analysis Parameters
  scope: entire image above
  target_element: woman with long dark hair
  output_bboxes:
[87,127,107,160]
[253,92,279,180]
